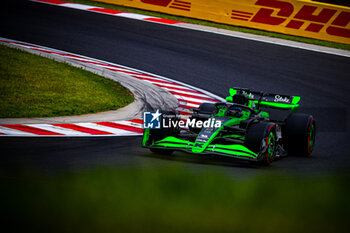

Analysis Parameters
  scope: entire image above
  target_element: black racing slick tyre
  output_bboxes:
[285,113,316,157]
[245,122,277,166]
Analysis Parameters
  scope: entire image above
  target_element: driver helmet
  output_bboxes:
[231,93,250,106]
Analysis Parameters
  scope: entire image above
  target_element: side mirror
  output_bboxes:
[226,96,233,102]
[229,88,237,96]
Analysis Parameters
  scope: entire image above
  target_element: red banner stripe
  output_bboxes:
[231,13,252,18]
[53,124,113,135]
[174,0,191,6]
[169,6,190,11]
[0,124,63,135]
[232,10,253,15]
[231,17,249,21]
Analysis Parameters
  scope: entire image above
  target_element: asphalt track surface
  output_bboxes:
[1,0,349,175]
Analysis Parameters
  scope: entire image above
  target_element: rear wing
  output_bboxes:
[226,88,300,112]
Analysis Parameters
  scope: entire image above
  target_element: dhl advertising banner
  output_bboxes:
[96,0,350,45]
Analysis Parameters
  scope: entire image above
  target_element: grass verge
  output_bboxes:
[68,0,350,51]
[0,44,134,118]
[1,165,349,233]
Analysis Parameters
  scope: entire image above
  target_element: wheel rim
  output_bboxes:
[266,131,276,163]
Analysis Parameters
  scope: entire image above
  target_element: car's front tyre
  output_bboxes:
[245,122,277,166]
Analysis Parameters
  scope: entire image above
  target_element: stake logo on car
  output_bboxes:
[274,95,290,103]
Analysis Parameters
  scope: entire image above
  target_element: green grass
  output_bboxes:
[0,45,134,118]
[68,0,350,51]
[1,165,349,233]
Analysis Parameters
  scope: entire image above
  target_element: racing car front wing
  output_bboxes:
[143,136,261,161]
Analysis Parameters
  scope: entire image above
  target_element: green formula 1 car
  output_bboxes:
[142,88,316,165]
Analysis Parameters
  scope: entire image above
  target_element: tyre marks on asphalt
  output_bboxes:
[0,38,223,136]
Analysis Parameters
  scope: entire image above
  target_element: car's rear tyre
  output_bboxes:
[245,122,277,166]
[285,113,316,157]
